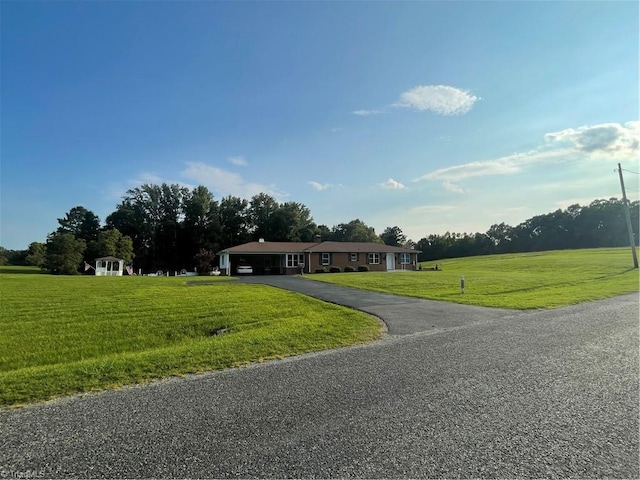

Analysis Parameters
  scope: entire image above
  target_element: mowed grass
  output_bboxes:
[309,248,639,309]
[0,272,381,407]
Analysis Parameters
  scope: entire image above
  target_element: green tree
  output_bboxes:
[25,242,46,268]
[87,229,134,264]
[380,226,407,246]
[331,219,381,243]
[45,232,86,275]
[114,183,188,270]
[248,193,279,240]
[270,202,316,241]
[57,206,101,241]
[219,195,250,248]
[182,186,221,259]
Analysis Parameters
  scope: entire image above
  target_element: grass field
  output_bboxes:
[308,248,640,309]
[0,271,381,407]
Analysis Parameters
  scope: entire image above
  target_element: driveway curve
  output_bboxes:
[239,275,517,335]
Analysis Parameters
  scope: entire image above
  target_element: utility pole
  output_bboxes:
[617,163,638,269]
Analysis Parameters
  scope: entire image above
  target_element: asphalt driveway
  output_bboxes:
[1,278,638,478]
[239,275,516,335]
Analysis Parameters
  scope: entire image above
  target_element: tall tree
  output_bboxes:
[331,219,381,243]
[270,202,316,241]
[182,186,221,253]
[57,206,101,242]
[219,195,250,248]
[248,193,279,240]
[106,199,149,266]
[380,226,407,246]
[116,183,188,270]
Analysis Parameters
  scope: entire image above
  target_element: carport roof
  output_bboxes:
[218,241,420,255]
[218,241,319,254]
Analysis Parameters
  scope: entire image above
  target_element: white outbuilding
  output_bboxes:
[95,256,125,276]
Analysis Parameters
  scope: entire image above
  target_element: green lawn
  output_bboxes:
[308,248,639,309]
[0,272,381,407]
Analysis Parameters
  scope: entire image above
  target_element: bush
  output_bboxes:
[357,265,370,272]
[344,266,355,272]
[315,268,327,274]
[329,266,341,273]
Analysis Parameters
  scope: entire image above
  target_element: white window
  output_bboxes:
[286,254,304,267]
[400,253,411,264]
[368,253,380,264]
[321,253,331,265]
[350,253,358,262]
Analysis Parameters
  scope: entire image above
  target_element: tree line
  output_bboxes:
[0,182,637,274]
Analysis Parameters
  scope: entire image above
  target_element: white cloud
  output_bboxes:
[352,109,384,116]
[545,121,639,158]
[309,181,332,191]
[413,148,574,193]
[182,162,283,199]
[412,120,638,193]
[228,156,248,166]
[394,85,480,115]
[379,178,406,189]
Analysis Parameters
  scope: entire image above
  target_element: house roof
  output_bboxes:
[306,241,418,254]
[218,241,420,255]
[218,241,318,254]
[95,256,124,261]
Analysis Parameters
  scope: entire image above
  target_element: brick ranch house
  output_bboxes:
[217,239,420,275]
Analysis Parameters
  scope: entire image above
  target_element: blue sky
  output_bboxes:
[1,1,638,250]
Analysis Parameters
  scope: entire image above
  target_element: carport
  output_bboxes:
[217,240,315,275]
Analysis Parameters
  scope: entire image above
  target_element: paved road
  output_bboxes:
[1,278,638,478]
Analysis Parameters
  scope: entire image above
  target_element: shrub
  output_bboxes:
[315,268,327,274]
[357,265,370,272]
[329,266,341,273]
[344,266,355,272]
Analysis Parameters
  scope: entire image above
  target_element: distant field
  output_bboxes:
[308,248,640,309]
[0,272,381,407]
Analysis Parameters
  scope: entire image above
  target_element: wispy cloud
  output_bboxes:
[379,178,406,189]
[308,181,332,191]
[182,162,283,199]
[443,180,465,194]
[414,121,638,193]
[228,156,248,166]
[394,85,480,116]
[352,109,384,117]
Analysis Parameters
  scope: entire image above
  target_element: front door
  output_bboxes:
[386,253,395,271]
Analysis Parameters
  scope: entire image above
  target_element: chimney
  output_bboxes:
[313,235,322,243]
